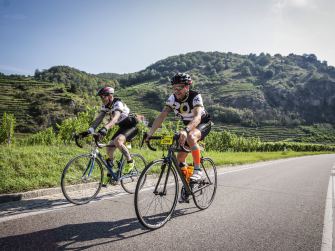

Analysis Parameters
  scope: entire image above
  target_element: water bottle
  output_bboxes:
[181,166,188,178]
[186,165,194,183]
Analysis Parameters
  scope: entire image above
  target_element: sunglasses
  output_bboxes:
[172,85,186,91]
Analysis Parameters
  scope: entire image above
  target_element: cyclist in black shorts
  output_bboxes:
[81,86,138,174]
[146,73,212,182]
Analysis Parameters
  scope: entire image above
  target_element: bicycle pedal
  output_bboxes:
[190,178,203,184]
[110,180,120,186]
[178,197,190,203]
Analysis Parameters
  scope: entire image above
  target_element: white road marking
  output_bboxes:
[0,191,129,223]
[321,164,335,251]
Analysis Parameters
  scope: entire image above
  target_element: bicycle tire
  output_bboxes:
[134,159,179,229]
[192,157,217,210]
[61,154,103,205]
[120,153,147,194]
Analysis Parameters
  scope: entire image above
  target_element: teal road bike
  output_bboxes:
[61,133,147,205]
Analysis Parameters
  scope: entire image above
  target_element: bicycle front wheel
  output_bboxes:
[120,153,147,194]
[61,154,103,205]
[192,157,217,210]
[134,159,178,229]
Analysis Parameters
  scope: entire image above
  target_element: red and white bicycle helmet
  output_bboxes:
[96,86,114,96]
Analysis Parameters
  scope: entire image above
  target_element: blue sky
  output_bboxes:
[1,0,334,75]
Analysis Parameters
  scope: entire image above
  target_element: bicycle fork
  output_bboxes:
[153,160,175,196]
[82,158,95,181]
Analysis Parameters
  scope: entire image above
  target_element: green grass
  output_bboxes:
[0,145,332,194]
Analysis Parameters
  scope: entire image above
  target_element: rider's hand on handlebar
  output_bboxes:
[78,127,94,138]
[145,132,152,142]
[97,127,108,137]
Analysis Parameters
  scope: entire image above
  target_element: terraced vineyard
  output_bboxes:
[213,124,315,142]
[0,79,84,132]
[115,82,167,123]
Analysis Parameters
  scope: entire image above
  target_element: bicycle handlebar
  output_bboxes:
[142,132,191,152]
[74,133,115,149]
[141,132,161,151]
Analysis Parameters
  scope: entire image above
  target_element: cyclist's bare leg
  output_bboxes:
[187,128,202,179]
[106,145,116,161]
[114,134,132,161]
[177,128,201,165]
[186,128,201,148]
[177,151,188,165]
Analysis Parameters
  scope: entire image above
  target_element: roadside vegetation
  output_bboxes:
[0,111,334,194]
[0,144,331,194]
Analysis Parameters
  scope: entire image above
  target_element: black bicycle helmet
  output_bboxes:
[96,86,114,96]
[170,73,192,85]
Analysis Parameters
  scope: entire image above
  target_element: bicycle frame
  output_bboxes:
[155,139,213,198]
[86,146,127,182]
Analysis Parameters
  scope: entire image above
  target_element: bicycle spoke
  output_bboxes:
[192,157,217,210]
[61,154,103,205]
[135,159,178,229]
[121,153,147,194]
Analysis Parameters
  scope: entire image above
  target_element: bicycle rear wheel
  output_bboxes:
[120,153,147,194]
[192,157,217,210]
[134,159,178,229]
[61,154,103,205]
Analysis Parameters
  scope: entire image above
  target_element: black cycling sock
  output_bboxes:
[106,158,114,166]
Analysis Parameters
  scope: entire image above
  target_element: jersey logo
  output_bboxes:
[194,96,201,103]
[179,102,190,114]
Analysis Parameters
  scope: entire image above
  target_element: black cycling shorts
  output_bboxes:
[183,120,212,141]
[111,116,139,142]
[196,121,212,140]
[183,114,212,141]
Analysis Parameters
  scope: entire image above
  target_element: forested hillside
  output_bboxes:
[114,51,335,126]
[1,51,335,138]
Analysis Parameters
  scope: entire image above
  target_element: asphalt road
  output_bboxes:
[0,154,334,251]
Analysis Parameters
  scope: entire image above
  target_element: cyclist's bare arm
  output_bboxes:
[185,106,202,131]
[147,106,172,138]
[105,110,121,129]
[90,111,106,130]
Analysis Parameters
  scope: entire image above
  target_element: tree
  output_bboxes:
[256,53,271,66]
[0,113,16,145]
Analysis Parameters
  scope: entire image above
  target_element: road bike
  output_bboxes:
[61,133,147,205]
[134,132,217,229]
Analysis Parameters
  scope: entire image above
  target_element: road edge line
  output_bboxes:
[321,164,334,251]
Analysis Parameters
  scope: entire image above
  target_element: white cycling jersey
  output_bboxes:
[100,98,130,124]
[165,90,210,124]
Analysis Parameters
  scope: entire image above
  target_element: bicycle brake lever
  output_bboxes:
[93,134,104,148]
[74,133,84,148]
[147,140,157,151]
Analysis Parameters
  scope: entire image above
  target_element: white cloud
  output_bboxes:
[272,0,317,12]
